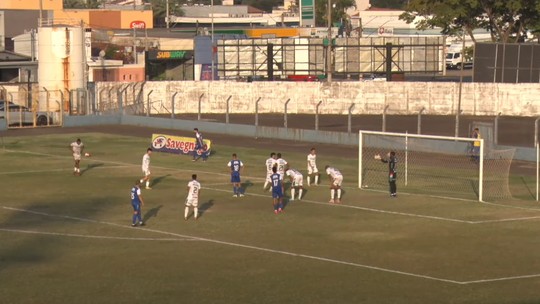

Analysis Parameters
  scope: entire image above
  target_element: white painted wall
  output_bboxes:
[95,81,540,117]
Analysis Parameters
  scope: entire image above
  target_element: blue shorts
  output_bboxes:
[231,171,241,183]
[131,202,141,212]
[272,189,283,199]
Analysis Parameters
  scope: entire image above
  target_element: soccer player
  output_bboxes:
[263,152,277,191]
[270,166,284,214]
[470,128,481,163]
[140,148,152,189]
[192,128,207,161]
[69,138,84,176]
[130,180,145,227]
[275,153,288,180]
[325,165,343,204]
[285,168,304,201]
[227,153,244,197]
[376,151,397,197]
[307,147,319,186]
[185,174,201,220]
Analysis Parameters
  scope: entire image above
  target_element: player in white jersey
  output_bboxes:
[285,168,304,200]
[307,147,319,186]
[140,148,152,189]
[69,138,84,176]
[263,152,277,192]
[325,165,343,204]
[275,153,288,179]
[185,174,201,220]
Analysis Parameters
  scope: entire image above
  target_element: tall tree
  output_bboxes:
[315,0,356,27]
[150,0,185,27]
[400,0,540,43]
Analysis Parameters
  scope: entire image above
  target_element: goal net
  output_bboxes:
[359,131,515,202]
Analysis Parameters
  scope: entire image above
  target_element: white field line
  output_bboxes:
[0,228,199,242]
[4,205,540,285]
[4,149,540,223]
[0,165,130,175]
[205,187,476,224]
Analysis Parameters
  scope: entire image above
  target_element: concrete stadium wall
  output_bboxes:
[60,114,536,162]
[95,81,540,117]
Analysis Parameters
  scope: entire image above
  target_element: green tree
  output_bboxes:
[241,0,282,13]
[63,0,103,9]
[150,0,185,27]
[315,0,356,27]
[400,0,540,43]
[370,0,407,9]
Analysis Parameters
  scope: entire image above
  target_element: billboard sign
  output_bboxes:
[300,0,315,27]
[130,21,146,29]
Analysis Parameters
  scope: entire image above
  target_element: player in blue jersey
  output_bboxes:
[270,166,284,214]
[130,180,145,227]
[192,128,208,162]
[227,153,244,197]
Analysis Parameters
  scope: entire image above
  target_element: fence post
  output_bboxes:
[284,98,291,128]
[382,105,389,132]
[198,93,204,121]
[146,90,153,117]
[107,87,115,112]
[348,103,355,134]
[171,92,179,119]
[494,112,501,145]
[417,107,425,134]
[59,90,64,126]
[226,95,232,124]
[7,92,16,126]
[98,88,107,113]
[255,97,261,138]
[535,116,540,147]
[315,100,323,131]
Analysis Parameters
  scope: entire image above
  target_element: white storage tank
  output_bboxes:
[38,25,86,112]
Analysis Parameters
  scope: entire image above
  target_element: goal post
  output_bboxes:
[359,130,515,202]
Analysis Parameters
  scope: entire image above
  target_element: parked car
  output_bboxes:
[0,103,58,126]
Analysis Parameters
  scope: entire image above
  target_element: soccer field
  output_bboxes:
[1,132,540,304]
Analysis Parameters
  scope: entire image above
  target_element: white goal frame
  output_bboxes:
[359,130,485,202]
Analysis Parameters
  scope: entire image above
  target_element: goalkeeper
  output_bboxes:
[375,151,397,198]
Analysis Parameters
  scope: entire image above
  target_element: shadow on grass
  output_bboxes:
[81,162,104,175]
[151,174,171,188]
[241,180,254,194]
[519,176,535,200]
[143,204,163,223]
[191,199,214,219]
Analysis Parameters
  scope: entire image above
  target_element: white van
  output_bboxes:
[446,52,473,69]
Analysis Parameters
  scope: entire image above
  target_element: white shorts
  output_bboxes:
[142,168,150,176]
[291,175,303,187]
[307,166,318,175]
[73,153,81,161]
[266,172,273,183]
[332,175,343,187]
[185,197,199,207]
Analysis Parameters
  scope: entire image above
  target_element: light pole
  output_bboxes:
[166,0,170,29]
[326,0,332,82]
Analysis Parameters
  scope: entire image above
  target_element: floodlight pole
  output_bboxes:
[166,0,170,29]
[211,0,215,82]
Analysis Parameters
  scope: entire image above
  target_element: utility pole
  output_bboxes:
[211,0,215,81]
[326,0,332,82]
[166,0,170,29]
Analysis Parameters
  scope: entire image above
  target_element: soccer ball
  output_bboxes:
[84,152,91,157]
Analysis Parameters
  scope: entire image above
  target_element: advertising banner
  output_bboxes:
[151,134,211,158]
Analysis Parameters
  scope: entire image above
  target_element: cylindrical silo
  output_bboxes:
[38,24,86,112]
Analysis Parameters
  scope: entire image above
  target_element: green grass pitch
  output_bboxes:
[1,132,540,303]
